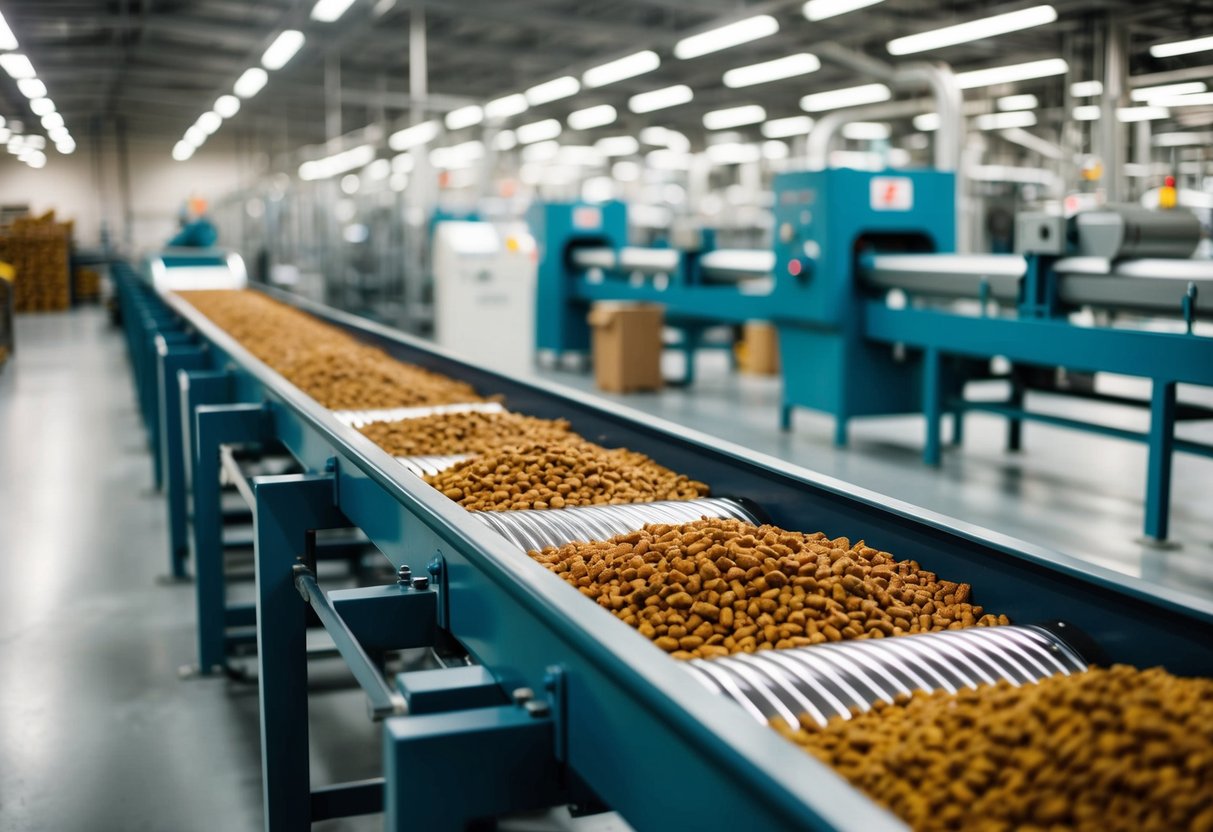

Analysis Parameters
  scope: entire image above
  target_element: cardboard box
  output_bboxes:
[588,302,664,393]
[739,321,779,375]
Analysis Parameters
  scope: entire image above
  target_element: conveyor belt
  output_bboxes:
[689,625,1087,726]
[572,246,773,284]
[332,401,505,429]
[396,454,472,477]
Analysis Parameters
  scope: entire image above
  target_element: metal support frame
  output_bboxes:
[156,342,209,578]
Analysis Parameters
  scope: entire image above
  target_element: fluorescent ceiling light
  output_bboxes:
[646,149,692,170]
[521,140,560,162]
[888,5,1057,56]
[1150,35,1213,58]
[47,125,68,141]
[723,53,820,88]
[172,141,195,162]
[1154,131,1212,147]
[484,93,527,120]
[40,112,64,130]
[298,144,374,180]
[389,120,439,150]
[1154,92,1213,107]
[762,115,814,138]
[955,58,1067,90]
[974,111,1036,130]
[595,135,639,156]
[803,0,884,22]
[24,135,45,150]
[492,130,517,151]
[214,95,241,118]
[30,98,55,116]
[842,121,890,140]
[639,126,690,152]
[628,84,693,114]
[0,53,35,79]
[430,140,484,169]
[196,111,222,134]
[763,140,789,160]
[445,105,483,130]
[703,104,766,130]
[262,30,305,70]
[0,11,17,51]
[525,76,579,106]
[17,78,46,99]
[1070,80,1101,97]
[801,83,890,112]
[706,142,762,165]
[234,67,269,98]
[1131,82,1207,102]
[567,104,617,131]
[311,0,357,22]
[1072,105,1100,121]
[25,149,45,168]
[1117,106,1170,122]
[582,50,659,88]
[391,152,414,173]
[674,15,778,60]
[56,138,75,155]
[997,94,1038,111]
[515,118,562,144]
[185,126,207,146]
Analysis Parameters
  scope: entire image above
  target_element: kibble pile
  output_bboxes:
[426,440,710,511]
[179,290,482,409]
[773,665,1213,832]
[360,411,574,457]
[529,518,1006,658]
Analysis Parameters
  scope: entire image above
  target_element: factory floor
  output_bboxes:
[1,309,1210,832]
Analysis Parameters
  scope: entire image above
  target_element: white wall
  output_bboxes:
[0,130,253,254]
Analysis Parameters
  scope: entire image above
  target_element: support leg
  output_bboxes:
[1143,380,1178,545]
[834,417,848,448]
[192,403,265,673]
[951,406,965,447]
[254,474,350,832]
[923,347,943,467]
[158,346,208,580]
[1006,375,1025,453]
[681,326,701,386]
[780,403,793,432]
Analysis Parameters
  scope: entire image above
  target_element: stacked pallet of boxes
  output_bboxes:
[0,212,72,312]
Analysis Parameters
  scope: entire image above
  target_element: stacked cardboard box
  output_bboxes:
[0,212,72,312]
[74,266,102,303]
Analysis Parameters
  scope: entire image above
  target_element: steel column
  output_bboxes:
[157,343,209,578]
[1144,380,1178,543]
[923,347,943,466]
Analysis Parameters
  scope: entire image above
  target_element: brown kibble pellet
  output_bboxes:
[776,665,1213,832]
[360,410,573,457]
[528,518,1007,659]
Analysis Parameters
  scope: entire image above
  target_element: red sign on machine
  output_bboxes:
[573,206,603,230]
[870,176,914,211]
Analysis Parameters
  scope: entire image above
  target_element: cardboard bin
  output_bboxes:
[587,302,664,393]
[739,321,779,375]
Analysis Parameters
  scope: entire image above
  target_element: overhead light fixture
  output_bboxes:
[595,135,639,156]
[298,144,374,180]
[723,53,820,88]
[1131,82,1207,102]
[391,152,414,173]
[703,104,766,130]
[24,134,45,150]
[484,93,528,120]
[40,112,64,130]
[997,94,1038,111]
[1072,105,1100,121]
[761,115,814,138]
[492,130,517,151]
[261,30,305,70]
[0,53,35,79]
[516,118,562,144]
[525,76,580,106]
[842,121,890,140]
[1154,92,1213,107]
[430,140,485,169]
[17,78,46,99]
[389,120,440,150]
[639,126,690,153]
[1149,35,1213,58]
[974,111,1036,130]
[521,140,560,162]
[803,0,884,21]
[25,149,46,168]
[913,113,941,131]
[196,111,222,134]
[801,83,891,112]
[47,125,68,142]
[30,98,55,116]
[0,11,17,51]
[888,5,1057,56]
[628,84,693,113]
[311,0,357,22]
[214,95,241,118]
[1154,131,1212,147]
[763,140,789,160]
[674,15,779,60]
[172,141,195,162]
[185,126,207,146]
[567,104,617,131]
[955,58,1067,90]
[445,105,483,130]
[706,142,762,165]
[1116,106,1170,122]
[582,50,659,88]
[1070,80,1102,97]
[234,67,269,98]
[56,137,76,155]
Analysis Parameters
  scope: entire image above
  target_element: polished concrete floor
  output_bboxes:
[1,309,1210,831]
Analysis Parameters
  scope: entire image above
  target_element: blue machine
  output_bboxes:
[118,280,1213,831]
[531,168,1213,543]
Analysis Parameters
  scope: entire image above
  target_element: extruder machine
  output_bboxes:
[532,168,1213,544]
[124,272,1213,831]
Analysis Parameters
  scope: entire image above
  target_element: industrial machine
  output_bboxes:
[122,277,1213,831]
[144,248,248,293]
[432,219,537,375]
[532,168,1213,543]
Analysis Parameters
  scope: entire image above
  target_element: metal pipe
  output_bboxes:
[294,570,408,720]
[1098,20,1129,203]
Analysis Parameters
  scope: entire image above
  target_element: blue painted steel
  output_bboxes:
[396,666,506,714]
[152,287,1213,831]
[329,584,437,652]
[1145,381,1178,541]
[156,342,209,577]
